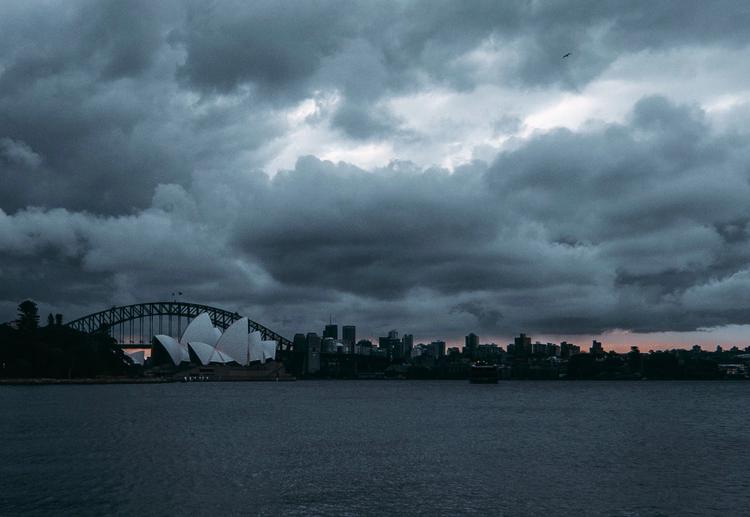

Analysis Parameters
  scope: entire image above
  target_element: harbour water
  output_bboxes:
[2,381,749,516]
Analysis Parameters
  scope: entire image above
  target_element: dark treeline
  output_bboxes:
[0,300,134,379]
[566,349,725,380]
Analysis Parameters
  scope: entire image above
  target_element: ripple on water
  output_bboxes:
[2,381,750,516]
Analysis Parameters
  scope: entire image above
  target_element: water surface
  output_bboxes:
[2,381,749,516]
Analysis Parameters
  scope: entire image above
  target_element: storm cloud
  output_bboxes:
[2,1,750,346]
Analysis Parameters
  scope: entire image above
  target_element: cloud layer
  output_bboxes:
[2,1,750,345]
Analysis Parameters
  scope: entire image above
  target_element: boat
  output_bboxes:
[469,362,499,383]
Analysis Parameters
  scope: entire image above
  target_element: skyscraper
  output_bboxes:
[342,325,356,346]
[293,333,307,350]
[305,333,321,374]
[379,330,402,360]
[514,333,531,355]
[465,333,479,357]
[292,333,307,374]
[431,340,446,357]
[402,333,414,358]
[323,324,338,340]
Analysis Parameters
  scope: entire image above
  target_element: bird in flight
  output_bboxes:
[562,52,571,59]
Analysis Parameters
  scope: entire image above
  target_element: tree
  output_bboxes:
[644,351,679,379]
[16,300,40,333]
[1,309,134,379]
[567,353,597,379]
[627,346,642,374]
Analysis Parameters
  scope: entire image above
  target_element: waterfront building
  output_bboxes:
[514,333,532,355]
[465,333,479,357]
[447,347,461,358]
[152,312,277,367]
[431,340,446,358]
[560,341,580,358]
[152,334,189,365]
[321,337,337,353]
[402,334,414,358]
[181,313,222,349]
[126,350,145,365]
[370,348,388,358]
[324,324,338,340]
[293,333,306,351]
[355,339,373,355]
[292,333,307,363]
[476,344,501,362]
[305,333,321,374]
[342,325,356,346]
[379,331,402,360]
[217,319,277,365]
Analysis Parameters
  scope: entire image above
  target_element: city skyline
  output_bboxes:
[300,323,750,353]
[3,2,750,349]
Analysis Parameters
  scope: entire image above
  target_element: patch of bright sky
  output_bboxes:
[260,43,750,176]
[265,91,395,172]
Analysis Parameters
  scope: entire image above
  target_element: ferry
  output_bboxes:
[469,362,499,383]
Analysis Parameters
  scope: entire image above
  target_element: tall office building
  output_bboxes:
[323,324,338,340]
[293,333,306,350]
[292,333,307,373]
[514,333,531,355]
[379,330,402,360]
[342,325,356,346]
[465,333,479,357]
[305,333,321,374]
[431,340,446,357]
[402,334,414,358]
[560,341,580,358]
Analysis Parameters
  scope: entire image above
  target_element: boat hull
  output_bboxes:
[469,365,499,383]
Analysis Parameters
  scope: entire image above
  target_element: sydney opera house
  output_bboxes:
[151,312,277,368]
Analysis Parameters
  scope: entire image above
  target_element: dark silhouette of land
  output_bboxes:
[286,330,749,380]
[2,299,749,382]
[0,300,134,379]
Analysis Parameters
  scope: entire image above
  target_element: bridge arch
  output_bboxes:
[65,301,292,350]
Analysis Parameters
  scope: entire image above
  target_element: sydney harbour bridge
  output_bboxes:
[65,301,293,351]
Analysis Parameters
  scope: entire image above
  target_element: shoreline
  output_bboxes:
[0,377,176,385]
[1,377,747,385]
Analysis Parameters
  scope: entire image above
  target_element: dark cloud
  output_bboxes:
[5,95,749,339]
[1,1,748,213]
[176,0,359,96]
[451,302,503,332]
[172,1,750,94]
[2,2,750,343]
[330,103,402,140]
[226,97,749,336]
[0,0,178,212]
[0,0,280,213]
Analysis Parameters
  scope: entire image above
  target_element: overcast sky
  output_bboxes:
[2,1,750,349]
